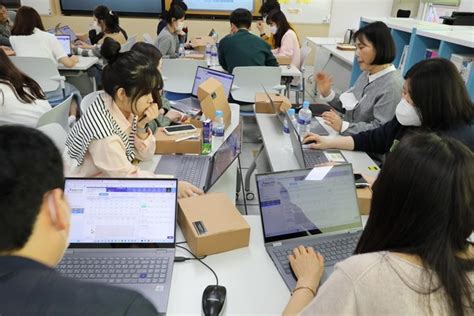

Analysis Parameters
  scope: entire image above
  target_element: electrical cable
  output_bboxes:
[174,245,219,285]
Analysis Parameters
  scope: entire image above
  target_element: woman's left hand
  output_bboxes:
[178,181,204,199]
[321,110,343,132]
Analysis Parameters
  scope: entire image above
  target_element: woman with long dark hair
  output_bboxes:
[266,9,300,68]
[155,4,185,57]
[87,5,128,46]
[284,133,474,315]
[0,49,50,127]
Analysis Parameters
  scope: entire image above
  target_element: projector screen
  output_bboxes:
[186,0,253,12]
[60,0,164,16]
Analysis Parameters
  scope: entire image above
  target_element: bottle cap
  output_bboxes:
[215,110,223,117]
[303,101,310,108]
[288,108,295,115]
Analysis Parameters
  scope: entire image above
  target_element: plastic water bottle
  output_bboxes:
[205,43,212,66]
[288,108,297,127]
[283,110,292,152]
[201,119,212,154]
[178,43,185,58]
[210,44,218,66]
[297,101,312,137]
[212,110,225,150]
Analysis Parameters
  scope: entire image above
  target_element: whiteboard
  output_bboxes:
[20,0,52,16]
[328,0,393,37]
[280,0,332,24]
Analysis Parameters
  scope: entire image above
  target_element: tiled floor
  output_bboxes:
[235,68,317,215]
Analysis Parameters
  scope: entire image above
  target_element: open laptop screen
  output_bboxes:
[208,120,242,189]
[191,66,234,97]
[56,35,72,55]
[57,25,77,42]
[64,178,177,246]
[256,164,362,243]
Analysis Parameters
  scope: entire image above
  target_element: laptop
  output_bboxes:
[48,25,78,42]
[256,164,363,290]
[56,34,72,56]
[171,66,234,116]
[58,178,178,314]
[155,121,242,191]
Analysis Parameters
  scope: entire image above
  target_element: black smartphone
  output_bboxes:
[354,173,370,188]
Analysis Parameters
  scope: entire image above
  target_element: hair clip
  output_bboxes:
[109,10,113,15]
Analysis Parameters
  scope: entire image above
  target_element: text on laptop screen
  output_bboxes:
[192,67,234,97]
[209,121,242,186]
[257,165,361,239]
[65,179,177,244]
[56,35,71,55]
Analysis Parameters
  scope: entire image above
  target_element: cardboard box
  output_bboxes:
[356,187,372,215]
[178,192,251,256]
[189,36,215,52]
[197,77,231,128]
[255,92,292,114]
[185,53,205,60]
[276,55,292,65]
[154,123,202,155]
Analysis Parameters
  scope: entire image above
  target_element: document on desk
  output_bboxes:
[305,166,332,181]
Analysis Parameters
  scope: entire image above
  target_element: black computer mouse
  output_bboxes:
[202,285,226,316]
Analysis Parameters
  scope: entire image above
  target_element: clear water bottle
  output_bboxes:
[212,110,225,149]
[283,111,292,152]
[288,108,297,127]
[210,44,218,66]
[178,43,185,58]
[297,101,312,138]
[205,43,212,66]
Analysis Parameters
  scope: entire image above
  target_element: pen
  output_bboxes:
[175,134,199,143]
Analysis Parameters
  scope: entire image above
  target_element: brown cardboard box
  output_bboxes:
[197,77,231,128]
[154,122,202,154]
[255,92,292,114]
[357,187,372,215]
[276,55,292,65]
[185,53,205,60]
[189,36,215,52]
[178,192,251,256]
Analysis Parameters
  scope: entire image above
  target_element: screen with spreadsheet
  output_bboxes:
[64,178,177,244]
[256,164,362,242]
[191,66,234,97]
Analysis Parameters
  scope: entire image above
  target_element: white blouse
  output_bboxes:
[10,28,67,64]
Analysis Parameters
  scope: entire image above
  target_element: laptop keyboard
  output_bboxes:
[175,156,207,187]
[57,257,170,284]
[274,234,360,275]
[304,150,329,166]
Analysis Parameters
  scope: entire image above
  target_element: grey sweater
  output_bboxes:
[327,68,403,135]
[155,27,179,58]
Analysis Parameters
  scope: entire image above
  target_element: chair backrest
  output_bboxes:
[80,90,103,114]
[9,56,62,92]
[161,59,207,94]
[8,10,16,23]
[120,35,138,52]
[143,33,154,44]
[37,123,67,152]
[231,66,282,103]
[37,94,73,131]
[299,41,313,71]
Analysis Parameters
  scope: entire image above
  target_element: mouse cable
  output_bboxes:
[175,245,219,285]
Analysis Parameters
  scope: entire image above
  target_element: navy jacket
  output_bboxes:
[0,256,158,316]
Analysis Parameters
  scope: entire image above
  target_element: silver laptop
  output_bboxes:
[256,164,363,290]
[58,178,178,314]
[171,66,234,116]
[56,34,72,56]
[155,121,242,192]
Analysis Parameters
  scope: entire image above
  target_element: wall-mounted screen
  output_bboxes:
[60,0,164,17]
[164,0,262,18]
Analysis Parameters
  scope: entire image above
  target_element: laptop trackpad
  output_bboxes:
[155,156,181,176]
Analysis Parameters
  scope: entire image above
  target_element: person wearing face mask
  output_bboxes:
[0,126,160,315]
[64,38,203,199]
[266,9,300,68]
[155,4,185,58]
[315,22,403,136]
[157,0,188,45]
[256,0,281,46]
[88,5,127,46]
[218,8,278,74]
[302,58,474,155]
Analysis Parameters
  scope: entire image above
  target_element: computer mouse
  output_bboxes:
[202,285,226,316]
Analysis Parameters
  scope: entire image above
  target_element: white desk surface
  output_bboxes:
[140,104,241,202]
[168,215,290,315]
[58,56,99,71]
[212,64,301,78]
[306,37,343,46]
[255,112,380,178]
[321,45,355,66]
[416,29,474,48]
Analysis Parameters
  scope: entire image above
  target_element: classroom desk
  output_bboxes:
[140,104,241,203]
[59,56,99,93]
[168,215,290,315]
[255,112,380,178]
[58,56,99,71]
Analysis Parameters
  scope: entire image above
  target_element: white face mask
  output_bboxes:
[395,98,421,127]
[176,21,185,32]
[270,25,278,35]
[90,20,101,33]
[263,16,267,23]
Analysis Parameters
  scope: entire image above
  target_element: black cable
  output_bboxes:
[175,245,219,285]
[237,156,248,215]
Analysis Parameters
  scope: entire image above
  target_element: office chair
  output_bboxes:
[37,95,74,132]
[231,66,284,103]
[161,59,206,94]
[80,90,104,114]
[37,123,68,151]
[120,35,138,52]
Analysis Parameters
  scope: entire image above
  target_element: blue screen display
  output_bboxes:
[60,0,163,15]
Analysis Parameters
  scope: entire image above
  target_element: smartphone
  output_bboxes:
[354,173,370,188]
[163,124,197,135]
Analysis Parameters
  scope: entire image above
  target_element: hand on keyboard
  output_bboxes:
[303,133,330,150]
[178,181,204,199]
[288,245,325,290]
